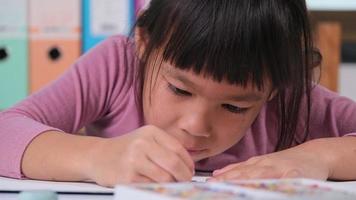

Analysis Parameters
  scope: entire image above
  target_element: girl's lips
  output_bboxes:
[187,149,207,153]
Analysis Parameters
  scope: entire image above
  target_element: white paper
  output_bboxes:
[191,175,209,182]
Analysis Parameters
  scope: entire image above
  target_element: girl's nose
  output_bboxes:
[178,109,212,138]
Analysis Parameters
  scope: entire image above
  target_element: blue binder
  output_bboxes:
[82,0,135,52]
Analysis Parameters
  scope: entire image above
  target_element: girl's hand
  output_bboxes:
[210,141,331,181]
[85,125,194,187]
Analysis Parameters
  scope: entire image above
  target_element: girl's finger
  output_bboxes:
[210,164,252,181]
[212,165,284,181]
[153,130,195,174]
[213,163,243,176]
[133,174,156,183]
[137,154,175,182]
[281,169,303,178]
[212,157,259,177]
[209,170,245,182]
[147,140,193,182]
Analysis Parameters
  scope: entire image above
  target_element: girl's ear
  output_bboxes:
[134,27,149,59]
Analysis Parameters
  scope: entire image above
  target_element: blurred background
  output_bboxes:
[308,0,356,101]
[0,0,355,110]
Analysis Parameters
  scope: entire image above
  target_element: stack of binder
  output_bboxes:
[0,0,139,109]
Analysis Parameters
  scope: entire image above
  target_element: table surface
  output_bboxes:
[0,176,209,200]
[0,176,113,200]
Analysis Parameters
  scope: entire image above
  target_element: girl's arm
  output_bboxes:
[0,36,135,179]
[304,136,356,180]
[22,126,194,187]
[21,131,101,182]
[211,136,356,181]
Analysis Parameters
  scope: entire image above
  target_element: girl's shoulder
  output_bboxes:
[105,35,136,52]
[87,34,137,63]
[76,34,139,83]
[262,84,356,139]
[308,84,356,137]
[310,84,355,105]
[81,34,137,62]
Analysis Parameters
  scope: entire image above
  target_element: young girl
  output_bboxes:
[1,0,356,188]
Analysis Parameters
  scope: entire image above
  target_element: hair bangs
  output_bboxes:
[148,0,296,91]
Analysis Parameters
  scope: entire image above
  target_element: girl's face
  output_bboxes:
[142,62,273,162]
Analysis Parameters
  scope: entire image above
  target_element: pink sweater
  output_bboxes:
[1,35,356,178]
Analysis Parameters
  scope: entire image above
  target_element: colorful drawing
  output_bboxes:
[135,183,252,200]
[115,179,356,200]
[225,179,355,199]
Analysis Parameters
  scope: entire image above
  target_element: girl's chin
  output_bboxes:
[188,150,210,161]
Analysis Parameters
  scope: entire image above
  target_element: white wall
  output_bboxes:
[340,63,356,101]
[307,0,356,11]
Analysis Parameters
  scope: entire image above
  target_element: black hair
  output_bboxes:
[133,0,321,151]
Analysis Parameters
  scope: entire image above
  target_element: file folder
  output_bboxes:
[0,0,28,109]
[29,0,81,93]
[82,0,134,52]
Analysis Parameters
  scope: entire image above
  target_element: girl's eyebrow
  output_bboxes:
[165,69,198,89]
[226,93,263,102]
[163,66,263,102]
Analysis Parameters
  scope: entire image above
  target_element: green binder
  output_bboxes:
[0,0,28,109]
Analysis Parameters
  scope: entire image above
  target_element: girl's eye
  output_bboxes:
[222,104,249,114]
[168,83,192,96]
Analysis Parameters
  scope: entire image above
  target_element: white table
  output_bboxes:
[0,194,111,200]
[0,176,209,200]
[0,177,113,200]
